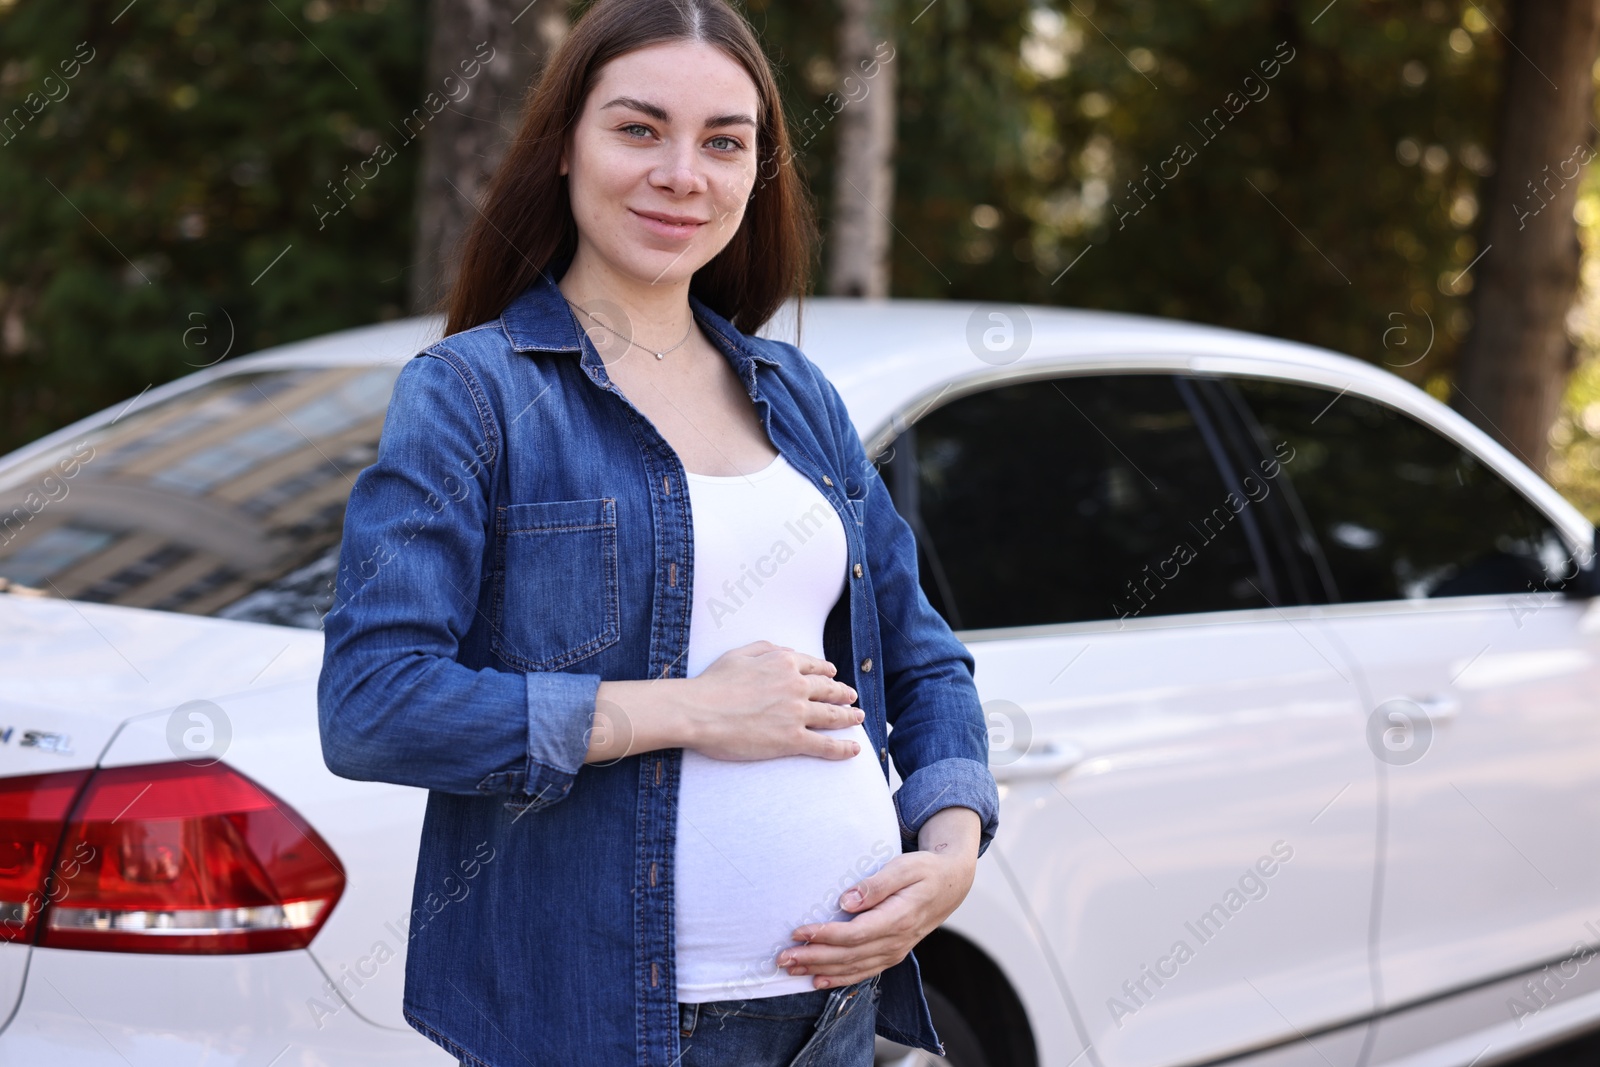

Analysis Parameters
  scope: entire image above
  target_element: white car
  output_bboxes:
[0,299,1596,1067]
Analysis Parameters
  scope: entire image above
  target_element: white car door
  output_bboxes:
[881,370,1378,1067]
[1224,376,1600,1021]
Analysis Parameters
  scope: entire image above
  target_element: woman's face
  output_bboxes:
[561,40,761,289]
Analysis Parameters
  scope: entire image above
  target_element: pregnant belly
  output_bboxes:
[672,723,903,1003]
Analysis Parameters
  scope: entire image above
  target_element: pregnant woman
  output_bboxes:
[317,1,998,1065]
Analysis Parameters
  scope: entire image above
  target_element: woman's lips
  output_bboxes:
[631,208,705,240]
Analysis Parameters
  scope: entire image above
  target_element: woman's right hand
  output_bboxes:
[685,640,864,761]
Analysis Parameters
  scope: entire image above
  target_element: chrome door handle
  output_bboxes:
[991,740,1086,781]
[1408,693,1461,721]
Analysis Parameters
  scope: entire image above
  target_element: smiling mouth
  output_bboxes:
[631,209,707,231]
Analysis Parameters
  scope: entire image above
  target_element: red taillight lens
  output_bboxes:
[0,770,93,944]
[35,761,345,953]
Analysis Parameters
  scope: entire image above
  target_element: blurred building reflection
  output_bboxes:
[0,365,401,629]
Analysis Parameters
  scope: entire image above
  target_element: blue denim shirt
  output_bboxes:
[316,255,999,1067]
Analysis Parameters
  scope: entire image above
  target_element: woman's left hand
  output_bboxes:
[779,808,980,988]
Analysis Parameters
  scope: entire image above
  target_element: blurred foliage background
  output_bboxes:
[0,0,426,450]
[3,0,1599,519]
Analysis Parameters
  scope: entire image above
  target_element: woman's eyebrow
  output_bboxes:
[599,96,756,130]
[601,96,669,121]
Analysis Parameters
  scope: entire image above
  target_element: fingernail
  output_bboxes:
[842,889,862,908]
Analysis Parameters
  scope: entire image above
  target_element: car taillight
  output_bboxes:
[0,770,93,944]
[34,761,345,953]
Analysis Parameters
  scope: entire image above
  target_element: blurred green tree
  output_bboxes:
[892,0,1504,383]
[3,0,1574,503]
[0,0,426,453]
[747,0,1509,418]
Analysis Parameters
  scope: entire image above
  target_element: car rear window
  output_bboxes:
[0,365,402,628]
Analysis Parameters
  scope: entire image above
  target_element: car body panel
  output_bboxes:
[942,855,1089,1066]
[972,618,1377,1067]
[0,946,454,1066]
[1318,595,1600,1009]
[0,598,317,742]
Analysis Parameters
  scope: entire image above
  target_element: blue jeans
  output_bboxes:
[675,974,881,1067]
[452,975,880,1067]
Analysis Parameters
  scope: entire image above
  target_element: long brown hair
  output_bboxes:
[441,0,817,339]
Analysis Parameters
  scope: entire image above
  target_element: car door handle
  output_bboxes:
[991,740,1086,781]
[1404,693,1461,722]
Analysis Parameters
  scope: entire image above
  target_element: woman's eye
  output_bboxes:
[707,135,744,152]
[621,123,653,138]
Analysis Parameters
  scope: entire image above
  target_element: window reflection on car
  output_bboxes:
[0,366,401,628]
[881,371,1577,633]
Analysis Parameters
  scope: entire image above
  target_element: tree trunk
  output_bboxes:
[826,0,897,298]
[408,0,569,314]
[1451,0,1600,473]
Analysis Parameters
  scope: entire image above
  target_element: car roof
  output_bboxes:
[129,296,1414,423]
[7,298,1593,550]
[761,297,1398,435]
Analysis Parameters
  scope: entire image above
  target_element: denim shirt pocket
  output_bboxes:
[490,497,621,671]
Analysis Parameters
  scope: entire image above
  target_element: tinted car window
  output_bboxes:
[881,373,1283,630]
[0,365,401,628]
[1227,377,1576,601]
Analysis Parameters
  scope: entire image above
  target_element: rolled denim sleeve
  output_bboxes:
[797,349,1000,859]
[317,349,600,809]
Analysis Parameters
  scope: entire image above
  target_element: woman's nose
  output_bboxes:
[650,141,707,196]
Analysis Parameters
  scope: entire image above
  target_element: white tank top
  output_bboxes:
[674,451,903,1003]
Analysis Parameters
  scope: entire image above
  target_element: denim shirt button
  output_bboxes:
[878,746,887,762]
[821,474,833,486]
[860,657,872,673]
[853,563,863,578]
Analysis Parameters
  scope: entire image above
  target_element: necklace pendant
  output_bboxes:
[654,352,665,360]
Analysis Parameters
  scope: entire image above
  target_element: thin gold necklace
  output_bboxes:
[565,298,694,360]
